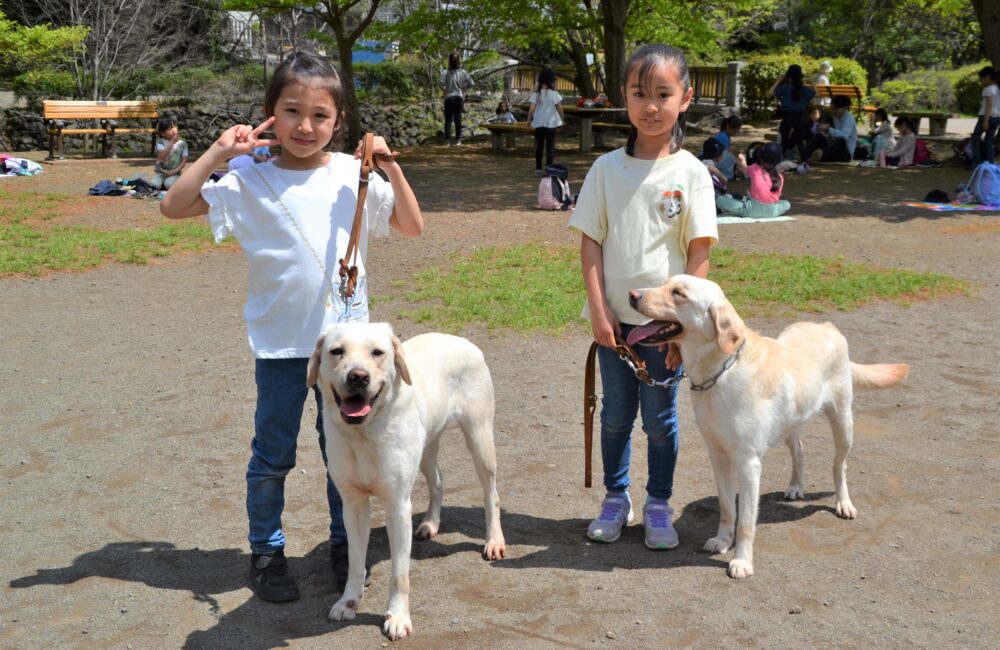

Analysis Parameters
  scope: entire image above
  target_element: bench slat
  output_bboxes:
[42,99,159,159]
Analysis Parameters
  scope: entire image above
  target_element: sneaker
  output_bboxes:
[330,542,372,592]
[249,549,300,602]
[535,168,545,177]
[643,500,679,550]
[454,139,462,146]
[587,493,634,543]
[796,162,810,174]
[808,148,823,165]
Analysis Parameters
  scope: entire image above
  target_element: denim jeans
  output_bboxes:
[971,116,1000,166]
[597,323,682,501]
[247,358,345,554]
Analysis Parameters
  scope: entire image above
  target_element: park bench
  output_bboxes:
[482,122,534,151]
[43,100,159,160]
[811,84,875,118]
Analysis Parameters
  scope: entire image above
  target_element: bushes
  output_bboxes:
[12,69,76,108]
[739,52,868,120]
[868,62,990,115]
[354,60,425,103]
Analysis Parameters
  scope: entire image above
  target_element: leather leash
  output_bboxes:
[338,132,398,299]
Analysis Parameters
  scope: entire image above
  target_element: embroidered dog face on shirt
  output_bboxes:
[657,189,683,221]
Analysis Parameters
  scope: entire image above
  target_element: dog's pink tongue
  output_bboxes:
[627,321,663,346]
[340,400,371,418]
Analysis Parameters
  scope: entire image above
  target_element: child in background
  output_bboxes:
[807,105,823,135]
[489,100,518,123]
[700,137,731,196]
[527,67,565,176]
[569,44,717,550]
[879,116,916,167]
[716,142,791,219]
[227,145,272,172]
[869,108,895,160]
[160,51,423,603]
[971,66,1000,166]
[714,115,747,180]
[151,118,189,190]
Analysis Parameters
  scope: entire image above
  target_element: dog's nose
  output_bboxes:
[347,368,370,387]
[628,290,642,307]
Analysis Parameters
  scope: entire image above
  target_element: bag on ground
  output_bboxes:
[913,139,934,165]
[538,164,573,211]
[960,162,1000,205]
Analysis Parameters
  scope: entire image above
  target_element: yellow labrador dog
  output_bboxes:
[307,322,506,640]
[627,275,908,579]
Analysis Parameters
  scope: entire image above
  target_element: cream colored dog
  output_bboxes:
[627,275,908,579]
[307,322,506,640]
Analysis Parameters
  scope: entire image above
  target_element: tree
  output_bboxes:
[973,0,1000,68]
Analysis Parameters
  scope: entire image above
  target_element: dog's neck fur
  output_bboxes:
[678,330,753,388]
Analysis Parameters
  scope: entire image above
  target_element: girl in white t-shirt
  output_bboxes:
[568,44,717,552]
[527,67,565,175]
[972,65,1000,166]
[160,51,423,603]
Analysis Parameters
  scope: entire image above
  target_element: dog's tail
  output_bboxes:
[851,362,909,389]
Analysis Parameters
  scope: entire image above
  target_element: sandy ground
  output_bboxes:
[1,133,999,649]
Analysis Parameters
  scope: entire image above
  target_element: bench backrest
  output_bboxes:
[43,100,159,121]
[813,84,863,99]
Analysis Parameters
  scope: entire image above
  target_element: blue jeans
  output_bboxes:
[971,116,1000,166]
[597,323,682,501]
[247,358,345,554]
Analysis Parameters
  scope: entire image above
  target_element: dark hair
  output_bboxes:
[721,115,743,131]
[758,142,783,192]
[819,113,834,126]
[894,116,914,130]
[831,94,852,109]
[874,108,889,122]
[264,51,347,151]
[448,53,460,70]
[785,65,804,102]
[536,67,557,91]
[496,100,509,115]
[979,66,997,81]
[701,137,724,160]
[156,117,177,136]
[622,43,690,156]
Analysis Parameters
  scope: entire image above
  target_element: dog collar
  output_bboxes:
[689,339,746,391]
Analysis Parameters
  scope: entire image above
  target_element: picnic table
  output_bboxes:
[894,111,955,137]
[511,104,630,152]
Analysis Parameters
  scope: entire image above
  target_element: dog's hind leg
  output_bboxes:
[783,433,805,500]
[415,436,443,540]
[728,456,762,579]
[459,413,506,560]
[703,444,737,555]
[826,398,858,519]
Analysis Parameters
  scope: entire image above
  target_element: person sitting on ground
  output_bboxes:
[151,118,189,190]
[713,115,747,180]
[489,100,518,124]
[879,116,917,168]
[807,105,824,136]
[869,108,895,160]
[227,145,272,172]
[715,142,791,219]
[700,137,730,196]
[803,94,857,164]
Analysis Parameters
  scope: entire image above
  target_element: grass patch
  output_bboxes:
[401,242,968,334]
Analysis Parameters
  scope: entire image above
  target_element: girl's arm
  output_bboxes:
[156,137,175,163]
[362,135,423,237]
[770,77,783,97]
[161,118,278,220]
[556,99,565,122]
[985,92,993,121]
[581,234,618,348]
[526,99,536,123]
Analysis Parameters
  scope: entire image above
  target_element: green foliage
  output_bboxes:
[0,10,87,68]
[12,69,76,104]
[143,64,266,106]
[739,52,868,120]
[355,60,425,103]
[954,62,993,115]
[869,78,954,112]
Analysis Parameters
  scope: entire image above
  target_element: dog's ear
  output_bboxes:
[709,301,745,354]
[306,333,325,388]
[391,335,412,385]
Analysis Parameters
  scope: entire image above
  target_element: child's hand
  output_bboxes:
[737,153,747,166]
[590,309,620,349]
[355,134,399,165]
[213,117,279,159]
[664,343,682,371]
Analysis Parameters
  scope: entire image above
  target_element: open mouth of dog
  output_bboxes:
[332,387,382,424]
[627,320,683,346]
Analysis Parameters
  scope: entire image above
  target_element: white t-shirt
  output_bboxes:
[201,154,394,358]
[568,148,719,325]
[980,83,1000,117]
[530,89,564,129]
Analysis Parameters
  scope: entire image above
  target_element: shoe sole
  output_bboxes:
[645,539,679,550]
[587,512,634,543]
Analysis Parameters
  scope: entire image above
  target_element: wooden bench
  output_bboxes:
[43,100,159,160]
[482,122,534,150]
[894,111,955,137]
[811,84,875,118]
[591,122,631,148]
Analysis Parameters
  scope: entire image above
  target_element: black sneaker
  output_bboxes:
[330,542,372,592]
[249,549,300,602]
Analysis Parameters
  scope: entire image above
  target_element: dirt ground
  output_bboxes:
[2,132,999,649]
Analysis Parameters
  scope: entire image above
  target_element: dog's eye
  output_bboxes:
[371,348,385,357]
[330,347,344,356]
[672,288,686,299]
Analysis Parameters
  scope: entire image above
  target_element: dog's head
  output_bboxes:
[306,322,411,426]
[627,275,745,355]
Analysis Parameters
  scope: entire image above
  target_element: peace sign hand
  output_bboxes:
[213,117,280,159]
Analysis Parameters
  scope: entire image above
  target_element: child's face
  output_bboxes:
[271,79,340,166]
[160,125,178,140]
[809,109,821,123]
[499,102,508,112]
[897,122,911,134]
[623,61,693,147]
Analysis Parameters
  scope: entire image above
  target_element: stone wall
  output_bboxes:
[0,96,505,155]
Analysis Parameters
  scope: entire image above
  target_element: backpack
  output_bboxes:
[960,162,1000,205]
[538,164,574,211]
[913,139,934,165]
[953,137,973,165]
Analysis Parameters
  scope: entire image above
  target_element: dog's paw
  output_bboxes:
[414,521,438,540]
[328,596,359,622]
[727,558,754,579]
[835,499,858,519]
[482,537,506,561]
[703,536,733,554]
[383,613,412,641]
[783,484,804,500]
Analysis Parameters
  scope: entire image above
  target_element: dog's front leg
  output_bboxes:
[329,491,371,622]
[703,446,736,554]
[728,457,761,579]
[382,495,413,640]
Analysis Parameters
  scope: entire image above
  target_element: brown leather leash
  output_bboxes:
[338,132,398,299]
[583,338,686,487]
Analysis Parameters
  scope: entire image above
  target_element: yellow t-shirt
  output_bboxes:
[568,147,718,325]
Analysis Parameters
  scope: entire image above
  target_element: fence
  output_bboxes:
[509,63,743,109]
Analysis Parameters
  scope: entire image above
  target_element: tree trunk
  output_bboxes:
[567,31,596,98]
[601,0,629,107]
[973,0,1000,69]
[336,37,363,149]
